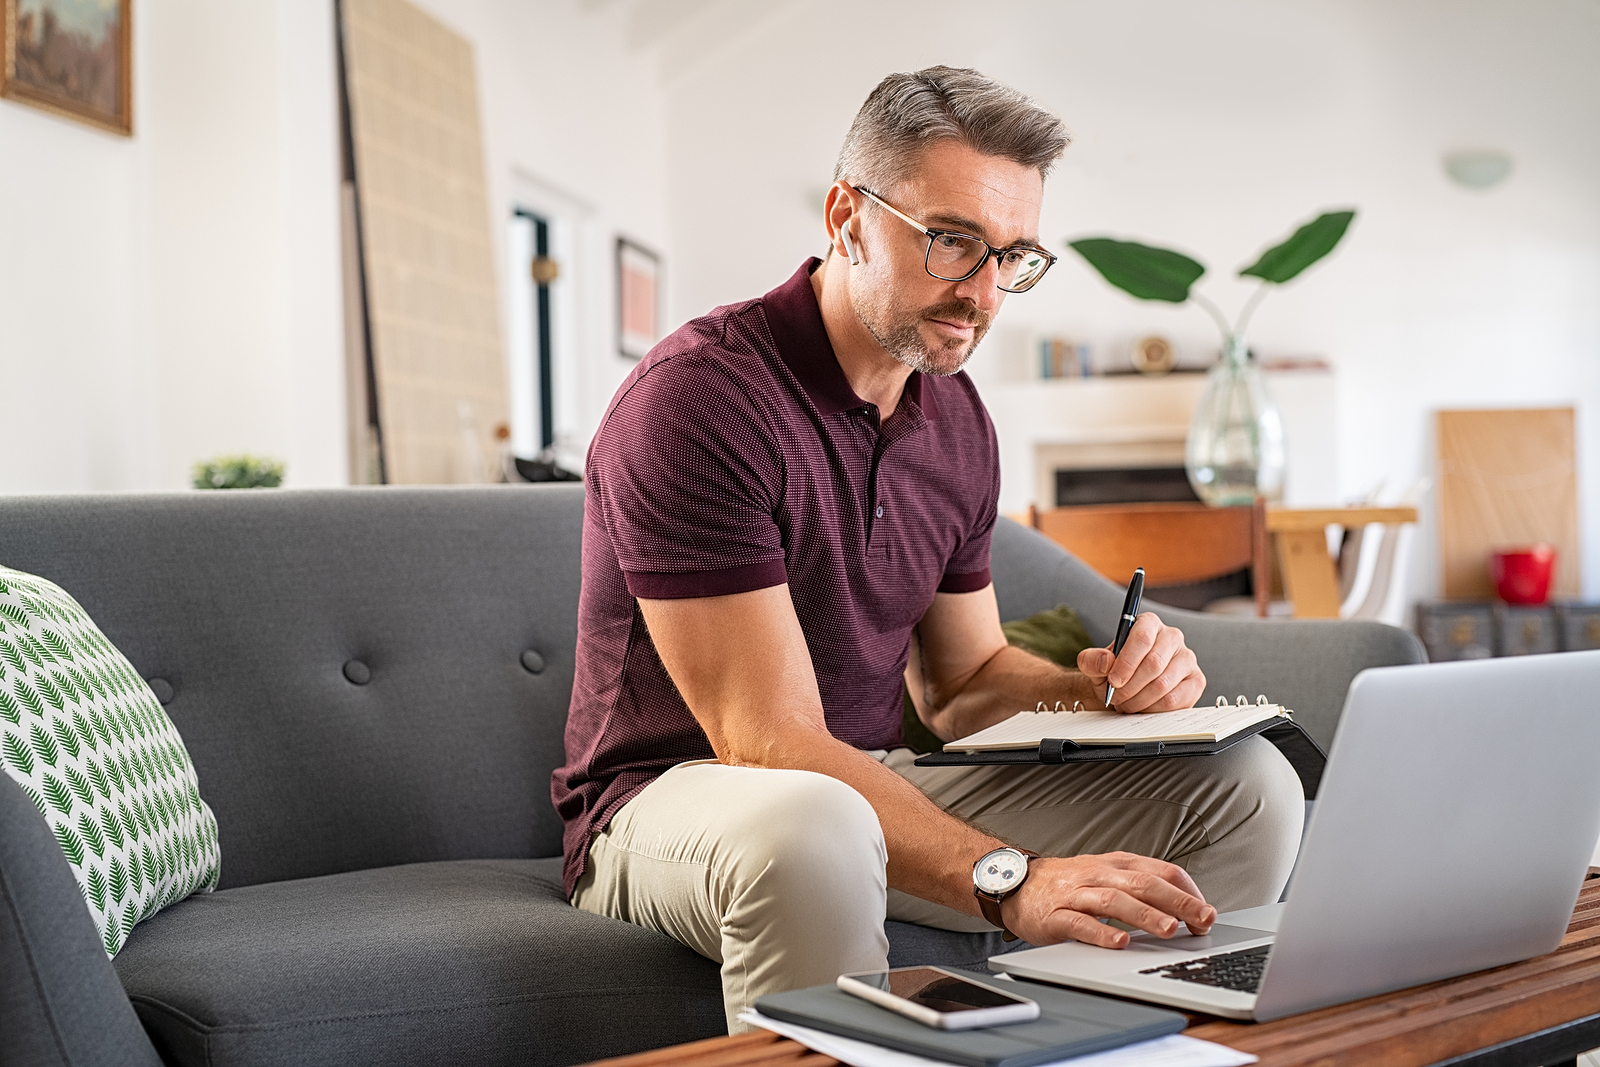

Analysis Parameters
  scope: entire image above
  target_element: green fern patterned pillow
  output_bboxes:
[0,564,220,956]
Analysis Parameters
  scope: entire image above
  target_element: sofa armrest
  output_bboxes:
[990,517,1426,753]
[0,773,162,1067]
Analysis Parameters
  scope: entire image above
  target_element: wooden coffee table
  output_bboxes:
[584,869,1600,1067]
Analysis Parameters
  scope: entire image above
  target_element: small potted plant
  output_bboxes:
[192,455,286,490]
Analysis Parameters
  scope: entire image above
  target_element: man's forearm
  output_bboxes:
[913,644,1104,743]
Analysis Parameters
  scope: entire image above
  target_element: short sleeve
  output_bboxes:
[936,403,1000,593]
[588,354,788,600]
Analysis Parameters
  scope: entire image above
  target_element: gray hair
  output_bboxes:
[833,67,1070,193]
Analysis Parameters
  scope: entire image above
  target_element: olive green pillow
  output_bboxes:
[901,605,1097,754]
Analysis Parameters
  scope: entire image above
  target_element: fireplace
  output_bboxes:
[1055,465,1199,506]
[1033,435,1196,511]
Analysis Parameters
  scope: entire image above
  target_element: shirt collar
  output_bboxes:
[762,258,937,422]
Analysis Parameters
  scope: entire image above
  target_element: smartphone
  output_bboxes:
[836,966,1040,1030]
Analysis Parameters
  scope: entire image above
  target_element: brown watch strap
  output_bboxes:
[977,892,1009,935]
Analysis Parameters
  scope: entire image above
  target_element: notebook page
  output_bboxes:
[945,703,1285,751]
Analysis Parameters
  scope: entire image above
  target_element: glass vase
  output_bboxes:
[1185,336,1286,506]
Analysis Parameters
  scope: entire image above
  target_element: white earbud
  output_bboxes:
[839,220,860,265]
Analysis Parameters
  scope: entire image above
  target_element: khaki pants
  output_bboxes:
[571,737,1303,1032]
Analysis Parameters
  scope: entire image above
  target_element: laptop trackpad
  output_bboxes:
[1126,923,1273,954]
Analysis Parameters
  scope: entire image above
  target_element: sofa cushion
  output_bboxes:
[1001,604,1096,671]
[111,858,726,1067]
[0,486,586,891]
[0,565,220,956]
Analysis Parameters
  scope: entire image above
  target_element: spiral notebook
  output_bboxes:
[912,697,1327,797]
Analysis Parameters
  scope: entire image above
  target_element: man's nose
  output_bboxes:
[951,254,1006,312]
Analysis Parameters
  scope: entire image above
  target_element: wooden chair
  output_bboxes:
[1028,500,1270,617]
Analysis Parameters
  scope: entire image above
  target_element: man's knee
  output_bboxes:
[717,769,886,900]
[1213,736,1306,860]
[1233,737,1306,816]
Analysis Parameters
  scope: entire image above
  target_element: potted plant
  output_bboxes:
[192,455,286,490]
[1069,209,1355,505]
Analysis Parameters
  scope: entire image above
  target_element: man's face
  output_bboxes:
[848,139,1045,377]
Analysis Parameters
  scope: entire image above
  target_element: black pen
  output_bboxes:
[1104,567,1145,709]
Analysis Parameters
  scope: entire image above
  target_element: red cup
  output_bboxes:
[1490,545,1557,604]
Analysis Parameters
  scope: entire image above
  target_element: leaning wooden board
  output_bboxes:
[1437,407,1581,601]
[582,869,1600,1067]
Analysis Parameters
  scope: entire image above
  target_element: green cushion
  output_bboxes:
[901,605,1098,754]
[1000,604,1096,668]
[0,565,220,956]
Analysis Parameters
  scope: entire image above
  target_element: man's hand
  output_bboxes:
[1075,612,1205,713]
[1000,852,1217,948]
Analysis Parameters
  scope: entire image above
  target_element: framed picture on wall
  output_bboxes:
[1,0,132,135]
[616,237,661,360]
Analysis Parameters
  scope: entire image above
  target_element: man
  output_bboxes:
[554,67,1303,1031]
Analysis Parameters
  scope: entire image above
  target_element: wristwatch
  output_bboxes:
[972,846,1037,942]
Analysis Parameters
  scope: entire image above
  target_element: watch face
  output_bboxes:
[974,849,1028,895]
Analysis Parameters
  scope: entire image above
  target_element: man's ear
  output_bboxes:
[824,182,860,265]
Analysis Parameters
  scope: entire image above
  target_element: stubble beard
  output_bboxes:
[853,290,992,378]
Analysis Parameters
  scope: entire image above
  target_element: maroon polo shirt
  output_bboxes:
[552,258,1000,896]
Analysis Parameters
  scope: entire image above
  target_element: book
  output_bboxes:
[944,700,1291,753]
[753,973,1188,1067]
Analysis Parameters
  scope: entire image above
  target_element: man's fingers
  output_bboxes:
[1038,908,1130,948]
[1111,621,1182,700]
[1158,669,1208,715]
[1085,853,1215,931]
[1065,885,1186,938]
[1076,646,1114,681]
[1104,614,1161,688]
[1117,647,1201,713]
[1010,854,1217,947]
[1103,852,1211,909]
[1101,869,1215,931]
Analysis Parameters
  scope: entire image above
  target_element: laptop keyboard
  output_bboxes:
[1140,945,1271,993]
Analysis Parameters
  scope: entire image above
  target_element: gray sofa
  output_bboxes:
[0,485,1423,1067]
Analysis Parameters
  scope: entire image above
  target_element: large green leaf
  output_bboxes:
[1068,238,1206,303]
[1239,210,1356,284]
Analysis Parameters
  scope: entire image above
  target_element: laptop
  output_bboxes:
[989,649,1600,1021]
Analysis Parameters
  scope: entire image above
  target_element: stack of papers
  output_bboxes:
[739,1010,1257,1067]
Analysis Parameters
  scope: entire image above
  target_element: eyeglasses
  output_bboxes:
[852,186,1056,293]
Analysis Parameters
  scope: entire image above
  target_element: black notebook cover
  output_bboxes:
[754,973,1187,1067]
[914,717,1327,798]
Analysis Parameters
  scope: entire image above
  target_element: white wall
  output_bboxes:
[660,0,1600,604]
[0,0,346,493]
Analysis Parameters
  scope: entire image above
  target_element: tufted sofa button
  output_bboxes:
[520,650,545,675]
[343,660,371,685]
[146,678,174,705]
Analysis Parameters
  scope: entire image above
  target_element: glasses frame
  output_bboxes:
[851,185,1056,294]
